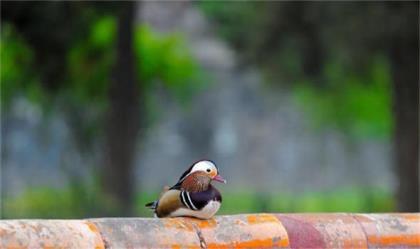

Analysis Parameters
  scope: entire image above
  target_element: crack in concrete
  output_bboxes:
[349,213,369,248]
[192,223,207,249]
[88,220,109,249]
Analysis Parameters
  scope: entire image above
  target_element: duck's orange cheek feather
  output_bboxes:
[210,171,217,178]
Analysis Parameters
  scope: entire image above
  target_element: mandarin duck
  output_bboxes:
[145,160,226,219]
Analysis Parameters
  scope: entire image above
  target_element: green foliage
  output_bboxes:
[66,16,116,105]
[199,2,260,40]
[199,2,395,140]
[2,16,201,108]
[135,25,203,103]
[66,16,201,106]
[3,181,123,218]
[137,188,394,217]
[4,186,394,218]
[0,24,44,107]
[4,186,91,218]
[198,1,263,61]
[219,188,394,214]
[293,56,392,138]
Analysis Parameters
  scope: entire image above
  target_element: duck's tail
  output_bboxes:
[145,186,168,211]
[145,200,158,210]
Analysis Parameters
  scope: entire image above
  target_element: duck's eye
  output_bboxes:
[206,169,211,173]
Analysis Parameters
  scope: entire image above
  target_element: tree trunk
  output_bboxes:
[102,2,141,216]
[389,16,419,211]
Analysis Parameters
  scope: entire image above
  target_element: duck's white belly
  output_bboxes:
[169,201,221,219]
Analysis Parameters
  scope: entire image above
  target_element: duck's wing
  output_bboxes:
[153,186,222,218]
[155,189,210,217]
[155,189,184,217]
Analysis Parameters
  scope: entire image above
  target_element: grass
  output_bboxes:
[135,188,394,217]
[2,186,394,219]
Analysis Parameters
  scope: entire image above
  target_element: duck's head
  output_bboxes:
[180,160,226,184]
[177,160,226,192]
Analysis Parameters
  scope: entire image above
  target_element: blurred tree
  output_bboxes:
[1,2,200,216]
[1,1,138,215]
[388,14,419,211]
[102,2,140,215]
[200,1,419,211]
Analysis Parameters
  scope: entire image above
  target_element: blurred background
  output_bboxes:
[0,1,418,218]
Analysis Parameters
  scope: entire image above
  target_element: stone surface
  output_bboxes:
[1,213,419,249]
[188,214,290,248]
[90,217,202,249]
[0,220,104,249]
[353,213,420,248]
[277,215,325,249]
[277,214,368,249]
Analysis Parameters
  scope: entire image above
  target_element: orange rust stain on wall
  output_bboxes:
[171,244,200,249]
[84,221,105,249]
[368,234,420,246]
[198,214,289,248]
[207,243,230,249]
[247,214,279,224]
[233,238,273,248]
[398,213,420,221]
[342,239,368,249]
[171,245,200,249]
[190,218,218,229]
[86,222,99,233]
[163,218,194,231]
[95,244,104,249]
[277,237,290,247]
[206,238,287,248]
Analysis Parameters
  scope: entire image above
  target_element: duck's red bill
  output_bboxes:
[213,174,227,183]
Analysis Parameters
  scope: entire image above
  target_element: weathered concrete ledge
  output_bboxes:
[1,213,419,248]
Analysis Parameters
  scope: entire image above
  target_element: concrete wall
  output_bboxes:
[1,213,419,248]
